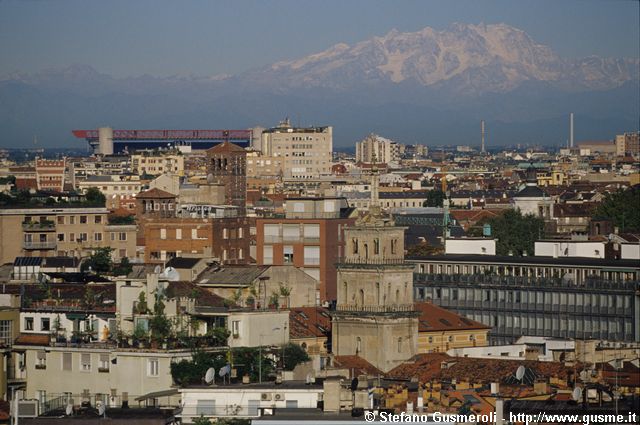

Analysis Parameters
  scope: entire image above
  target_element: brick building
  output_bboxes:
[255,197,356,302]
[206,141,247,211]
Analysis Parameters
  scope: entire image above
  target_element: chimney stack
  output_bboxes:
[570,113,574,148]
[481,120,486,153]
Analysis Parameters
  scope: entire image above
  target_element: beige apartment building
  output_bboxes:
[259,119,332,179]
[0,207,136,263]
[76,175,142,209]
[616,131,640,156]
[130,152,184,176]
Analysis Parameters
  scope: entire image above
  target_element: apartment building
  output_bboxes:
[260,119,332,179]
[0,207,136,263]
[615,131,640,156]
[255,197,356,302]
[35,158,65,192]
[142,215,250,264]
[356,133,400,164]
[410,254,640,344]
[130,152,184,176]
[76,175,142,209]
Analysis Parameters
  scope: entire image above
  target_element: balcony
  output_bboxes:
[22,221,56,232]
[334,303,416,313]
[23,241,57,250]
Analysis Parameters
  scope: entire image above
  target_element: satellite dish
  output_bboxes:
[97,403,105,416]
[219,364,231,377]
[515,365,526,381]
[65,404,73,416]
[205,367,215,384]
[160,266,180,282]
[153,265,161,274]
[572,387,583,401]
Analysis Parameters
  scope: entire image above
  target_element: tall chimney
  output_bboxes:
[570,113,574,148]
[481,120,486,153]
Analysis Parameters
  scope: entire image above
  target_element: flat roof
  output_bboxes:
[407,254,640,269]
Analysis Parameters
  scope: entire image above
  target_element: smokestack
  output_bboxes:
[481,120,486,153]
[570,113,574,148]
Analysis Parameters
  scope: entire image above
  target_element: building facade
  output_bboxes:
[255,198,356,302]
[206,141,247,211]
[331,209,419,373]
[260,119,332,179]
[410,254,640,344]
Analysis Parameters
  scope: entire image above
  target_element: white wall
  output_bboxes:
[445,239,496,255]
[535,241,606,259]
[179,386,322,422]
[620,243,640,260]
[227,311,289,348]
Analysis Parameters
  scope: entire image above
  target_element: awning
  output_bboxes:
[134,388,179,402]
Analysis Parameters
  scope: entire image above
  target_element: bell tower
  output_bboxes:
[332,210,418,372]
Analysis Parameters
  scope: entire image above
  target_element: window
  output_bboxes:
[397,337,402,353]
[196,400,216,415]
[238,228,244,239]
[41,318,50,332]
[57,216,65,225]
[70,233,75,242]
[78,233,88,242]
[69,216,75,225]
[175,229,182,240]
[223,228,229,239]
[36,351,46,369]
[231,321,240,338]
[80,216,87,224]
[81,353,91,371]
[119,232,127,241]
[0,320,12,346]
[25,317,34,331]
[147,358,159,377]
[99,354,109,372]
[62,352,72,371]
[304,246,320,265]
[95,216,102,224]
[263,246,273,265]
[284,246,294,264]
[94,232,102,242]
[57,233,65,242]
[191,229,198,239]
[356,337,362,354]
[160,229,166,240]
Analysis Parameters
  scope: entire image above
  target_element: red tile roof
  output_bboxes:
[289,307,332,339]
[332,355,383,377]
[415,302,490,332]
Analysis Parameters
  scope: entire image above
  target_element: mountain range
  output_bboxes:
[1,23,638,148]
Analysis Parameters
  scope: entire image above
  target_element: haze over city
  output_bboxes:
[0,0,638,148]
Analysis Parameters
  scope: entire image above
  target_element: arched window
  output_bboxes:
[356,337,362,354]
[352,238,359,254]
[395,289,400,304]
[359,289,365,306]
[364,243,369,259]
[397,337,402,353]
[373,238,380,255]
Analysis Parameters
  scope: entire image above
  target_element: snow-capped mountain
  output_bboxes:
[246,23,638,94]
[0,23,638,148]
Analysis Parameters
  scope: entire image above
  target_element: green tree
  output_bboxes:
[593,186,640,232]
[82,247,113,274]
[112,257,133,276]
[193,416,213,425]
[423,190,445,207]
[84,187,106,206]
[488,209,544,256]
[282,343,310,371]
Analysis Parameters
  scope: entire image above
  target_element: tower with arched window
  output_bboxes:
[331,209,419,372]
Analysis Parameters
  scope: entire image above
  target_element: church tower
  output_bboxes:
[331,204,419,372]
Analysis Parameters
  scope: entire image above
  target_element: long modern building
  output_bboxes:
[409,254,640,344]
[72,127,252,154]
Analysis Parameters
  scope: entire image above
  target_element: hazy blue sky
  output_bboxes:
[1,0,638,77]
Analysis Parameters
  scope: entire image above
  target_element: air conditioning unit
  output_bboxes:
[18,400,40,418]
[260,393,272,401]
[274,393,285,402]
